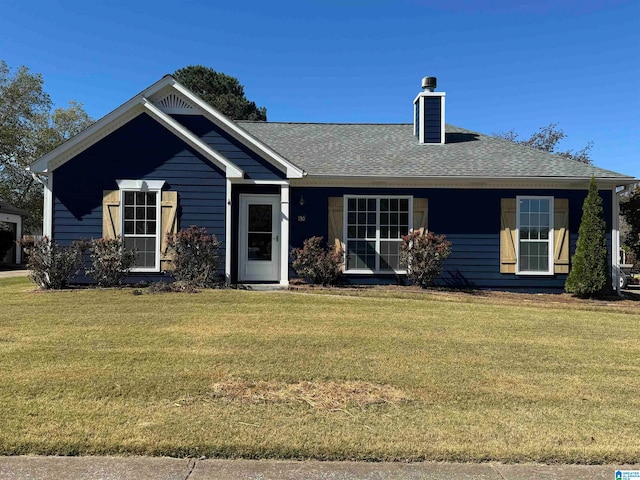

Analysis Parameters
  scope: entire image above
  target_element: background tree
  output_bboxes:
[620,184,640,263]
[0,61,93,234]
[496,123,593,164]
[174,65,267,121]
[565,177,609,297]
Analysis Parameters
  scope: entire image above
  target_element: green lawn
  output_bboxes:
[0,276,638,463]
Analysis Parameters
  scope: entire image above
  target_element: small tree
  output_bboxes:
[565,177,609,297]
[173,66,267,120]
[167,226,222,287]
[87,237,136,287]
[495,123,593,164]
[291,236,343,286]
[400,229,452,288]
[20,237,88,289]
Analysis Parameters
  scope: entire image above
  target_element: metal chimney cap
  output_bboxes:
[422,76,437,92]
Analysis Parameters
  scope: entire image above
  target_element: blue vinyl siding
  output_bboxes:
[422,97,442,143]
[171,114,285,180]
[290,187,613,291]
[52,112,227,279]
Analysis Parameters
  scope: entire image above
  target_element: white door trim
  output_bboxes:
[238,194,281,282]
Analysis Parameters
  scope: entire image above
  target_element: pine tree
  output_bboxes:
[565,177,609,297]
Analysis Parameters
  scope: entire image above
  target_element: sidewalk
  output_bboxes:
[0,269,28,279]
[0,456,637,480]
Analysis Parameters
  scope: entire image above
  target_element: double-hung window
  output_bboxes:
[517,196,554,274]
[117,180,164,272]
[345,196,411,273]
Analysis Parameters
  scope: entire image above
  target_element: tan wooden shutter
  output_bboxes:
[102,190,120,239]
[160,191,178,271]
[500,198,517,273]
[328,197,344,252]
[553,198,570,274]
[412,198,429,232]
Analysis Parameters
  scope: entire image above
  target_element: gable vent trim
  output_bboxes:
[156,92,197,114]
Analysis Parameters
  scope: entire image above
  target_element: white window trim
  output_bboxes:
[516,196,554,276]
[117,179,165,273]
[343,195,412,274]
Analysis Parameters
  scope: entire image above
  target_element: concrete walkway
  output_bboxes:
[0,457,637,480]
[0,269,28,279]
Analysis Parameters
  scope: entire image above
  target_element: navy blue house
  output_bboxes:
[30,76,636,291]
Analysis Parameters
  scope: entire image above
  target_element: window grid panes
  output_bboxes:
[346,197,410,272]
[518,197,551,273]
[123,190,158,269]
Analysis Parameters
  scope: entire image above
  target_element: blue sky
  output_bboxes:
[1,0,638,178]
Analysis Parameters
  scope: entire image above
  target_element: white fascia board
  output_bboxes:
[170,82,305,179]
[142,99,243,178]
[291,175,638,189]
[29,76,178,174]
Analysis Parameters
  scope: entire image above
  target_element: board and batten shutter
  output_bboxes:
[102,190,121,239]
[160,191,178,271]
[328,197,344,252]
[412,198,429,232]
[553,198,570,274]
[500,198,517,273]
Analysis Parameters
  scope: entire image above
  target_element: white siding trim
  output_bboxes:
[225,178,232,285]
[440,94,446,144]
[116,179,165,190]
[43,173,53,237]
[280,183,290,286]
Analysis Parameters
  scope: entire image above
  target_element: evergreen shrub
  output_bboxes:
[565,177,609,298]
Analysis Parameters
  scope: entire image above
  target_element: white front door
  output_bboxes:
[238,194,281,282]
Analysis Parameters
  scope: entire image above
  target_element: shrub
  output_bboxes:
[565,177,609,298]
[87,237,136,287]
[400,229,452,288]
[19,237,88,289]
[167,226,222,287]
[291,236,343,286]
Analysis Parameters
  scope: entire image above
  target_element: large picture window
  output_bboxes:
[517,196,553,274]
[345,196,411,272]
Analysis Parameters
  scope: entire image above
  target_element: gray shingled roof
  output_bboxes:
[237,122,632,180]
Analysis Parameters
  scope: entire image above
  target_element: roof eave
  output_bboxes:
[292,174,637,189]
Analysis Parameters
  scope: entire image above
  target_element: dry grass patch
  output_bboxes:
[208,378,410,410]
